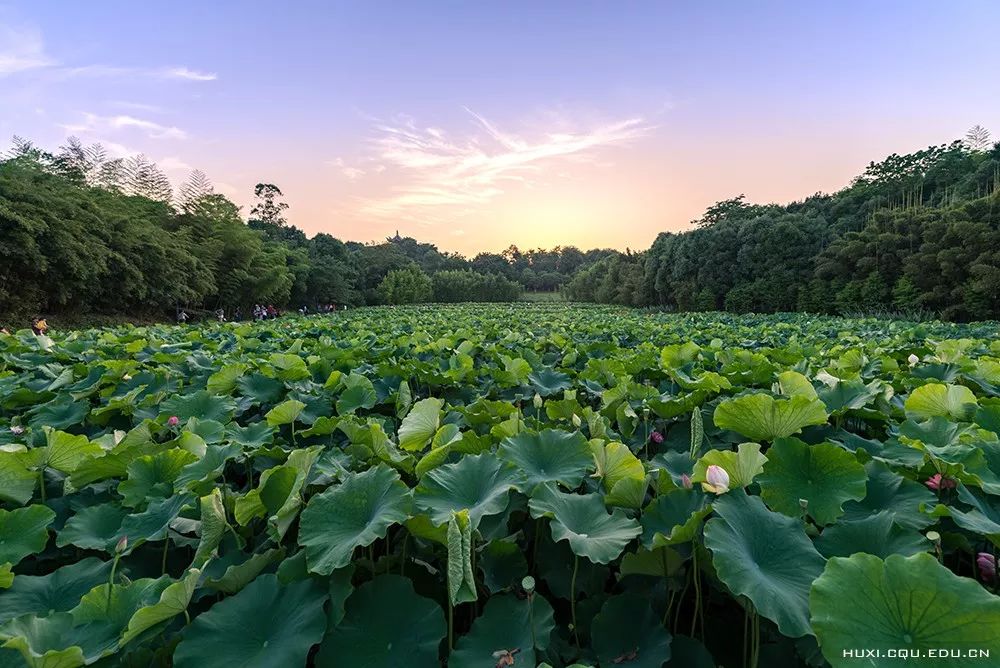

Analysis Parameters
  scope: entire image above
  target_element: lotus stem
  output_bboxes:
[570,554,580,648]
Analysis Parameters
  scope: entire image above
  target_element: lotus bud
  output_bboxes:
[650,430,664,444]
[571,414,582,428]
[977,552,997,581]
[907,353,919,366]
[702,465,730,494]
[799,498,809,512]
[680,473,693,489]
[167,416,180,427]
[533,393,543,410]
[115,535,129,555]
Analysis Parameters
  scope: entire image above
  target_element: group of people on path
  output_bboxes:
[0,317,49,336]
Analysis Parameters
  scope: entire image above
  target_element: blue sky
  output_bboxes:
[2,1,999,252]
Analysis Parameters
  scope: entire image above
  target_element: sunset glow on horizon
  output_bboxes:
[3,1,999,255]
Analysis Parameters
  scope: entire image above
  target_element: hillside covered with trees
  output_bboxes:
[2,129,999,322]
[0,138,614,321]
[566,127,1000,321]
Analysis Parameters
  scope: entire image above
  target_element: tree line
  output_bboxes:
[3,128,999,322]
[0,138,616,320]
[564,126,1000,321]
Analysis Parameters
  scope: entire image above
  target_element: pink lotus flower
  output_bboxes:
[977,552,996,580]
[9,425,24,435]
[650,431,664,444]
[925,474,956,491]
[167,416,180,427]
[702,465,730,494]
[680,473,693,489]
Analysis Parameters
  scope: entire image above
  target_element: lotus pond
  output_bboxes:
[2,304,1000,667]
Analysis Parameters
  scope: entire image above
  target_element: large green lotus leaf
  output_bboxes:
[120,566,200,645]
[814,512,930,559]
[203,548,285,594]
[118,448,198,507]
[591,592,672,668]
[904,383,978,421]
[976,401,1000,435]
[0,453,36,506]
[0,611,110,668]
[397,397,443,451]
[267,353,311,382]
[40,429,102,473]
[447,510,476,606]
[0,558,110,625]
[498,428,592,493]
[193,489,227,566]
[691,442,768,490]
[27,398,90,431]
[924,483,1000,545]
[0,505,55,566]
[175,442,242,491]
[478,539,528,592]
[206,363,248,395]
[840,461,937,530]
[529,368,572,397]
[299,464,412,575]
[160,391,236,423]
[619,545,684,577]
[713,393,828,441]
[225,421,274,449]
[335,373,377,415]
[528,484,641,564]
[236,374,285,406]
[56,504,127,551]
[704,491,825,638]
[174,574,328,668]
[235,446,321,541]
[316,575,445,668]
[660,342,700,369]
[757,438,867,525]
[414,453,522,529]
[816,378,879,415]
[591,440,647,508]
[641,489,712,548]
[72,576,171,635]
[810,553,1000,667]
[113,493,194,549]
[777,370,818,399]
[264,399,306,427]
[449,593,555,668]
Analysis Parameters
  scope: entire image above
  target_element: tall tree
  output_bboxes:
[249,183,289,226]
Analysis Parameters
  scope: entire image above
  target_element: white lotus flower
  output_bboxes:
[702,464,730,494]
[907,354,919,366]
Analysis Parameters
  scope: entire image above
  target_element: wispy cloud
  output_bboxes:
[356,108,651,221]
[0,20,216,82]
[0,22,53,76]
[62,113,188,140]
[328,157,367,180]
[161,67,217,82]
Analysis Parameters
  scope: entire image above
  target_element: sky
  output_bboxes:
[2,1,999,255]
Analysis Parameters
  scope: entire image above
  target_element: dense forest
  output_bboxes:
[2,128,999,322]
[0,137,615,321]
[566,126,1000,321]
